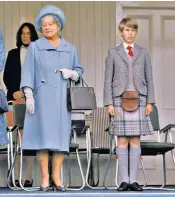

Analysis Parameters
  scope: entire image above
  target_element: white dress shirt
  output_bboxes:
[20,45,28,69]
[123,42,134,55]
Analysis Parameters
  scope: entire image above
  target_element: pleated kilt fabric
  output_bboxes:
[109,95,153,136]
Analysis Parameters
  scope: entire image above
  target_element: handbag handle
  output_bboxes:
[82,78,88,87]
[70,78,93,94]
[71,78,88,87]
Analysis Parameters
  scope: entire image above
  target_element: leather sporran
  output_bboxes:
[121,91,139,112]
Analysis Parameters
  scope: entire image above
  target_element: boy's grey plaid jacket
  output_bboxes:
[104,44,155,106]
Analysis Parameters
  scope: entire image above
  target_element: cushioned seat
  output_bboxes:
[141,141,175,156]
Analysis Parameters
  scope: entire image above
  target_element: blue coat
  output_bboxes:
[20,36,84,152]
[0,29,8,146]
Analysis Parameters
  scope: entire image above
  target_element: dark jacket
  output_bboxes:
[3,48,21,101]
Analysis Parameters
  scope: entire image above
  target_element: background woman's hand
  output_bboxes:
[13,91,24,101]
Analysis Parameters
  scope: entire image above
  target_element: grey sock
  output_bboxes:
[116,147,129,183]
[129,147,141,184]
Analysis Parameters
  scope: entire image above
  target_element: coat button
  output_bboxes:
[41,80,45,83]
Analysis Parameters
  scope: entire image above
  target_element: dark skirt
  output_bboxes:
[109,95,153,136]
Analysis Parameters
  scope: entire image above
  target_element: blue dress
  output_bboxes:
[20,36,84,152]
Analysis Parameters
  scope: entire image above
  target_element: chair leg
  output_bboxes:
[7,132,11,171]
[66,149,85,191]
[86,151,105,189]
[103,135,117,190]
[61,165,64,184]
[7,129,22,190]
[88,153,100,187]
[143,154,167,191]
[171,149,175,167]
[17,131,40,192]
[162,153,166,187]
[115,159,119,188]
[85,148,94,188]
[140,158,148,188]
[66,154,71,188]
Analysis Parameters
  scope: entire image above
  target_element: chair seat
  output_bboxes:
[69,143,79,152]
[141,141,175,156]
[22,150,37,156]
[19,144,80,156]
[0,145,8,154]
[92,147,110,154]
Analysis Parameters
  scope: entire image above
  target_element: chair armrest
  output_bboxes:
[81,125,90,134]
[160,124,175,133]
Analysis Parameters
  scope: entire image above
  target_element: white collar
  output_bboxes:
[123,42,134,50]
[21,45,28,49]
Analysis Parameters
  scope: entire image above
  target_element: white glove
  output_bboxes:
[24,87,35,115]
[59,68,79,81]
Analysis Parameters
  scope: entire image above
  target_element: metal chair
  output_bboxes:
[6,103,38,191]
[141,105,175,189]
[8,104,85,191]
[85,107,116,189]
[66,113,86,190]
[5,101,24,190]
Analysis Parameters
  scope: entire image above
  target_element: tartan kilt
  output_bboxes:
[109,95,153,136]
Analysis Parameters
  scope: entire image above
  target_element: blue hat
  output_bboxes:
[35,5,66,32]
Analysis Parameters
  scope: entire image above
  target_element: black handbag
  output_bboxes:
[67,79,97,111]
[0,89,8,114]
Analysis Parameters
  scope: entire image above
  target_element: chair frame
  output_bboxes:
[84,108,118,190]
[103,105,175,191]
[8,104,85,191]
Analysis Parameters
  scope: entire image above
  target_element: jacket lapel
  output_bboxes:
[132,44,141,66]
[116,43,142,66]
[116,44,128,64]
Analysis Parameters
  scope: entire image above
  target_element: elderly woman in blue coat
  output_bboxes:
[20,5,84,192]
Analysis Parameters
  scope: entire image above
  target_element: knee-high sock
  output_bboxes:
[24,156,34,181]
[116,147,129,183]
[129,147,141,184]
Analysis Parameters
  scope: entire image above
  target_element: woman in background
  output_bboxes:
[3,23,38,187]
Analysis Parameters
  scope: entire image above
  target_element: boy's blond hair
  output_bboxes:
[118,18,138,32]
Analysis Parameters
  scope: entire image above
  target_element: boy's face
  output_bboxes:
[120,25,137,44]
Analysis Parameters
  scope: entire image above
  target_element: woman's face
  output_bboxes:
[41,16,59,39]
[21,26,31,45]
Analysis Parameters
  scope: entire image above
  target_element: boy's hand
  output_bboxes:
[107,105,115,116]
[145,104,153,115]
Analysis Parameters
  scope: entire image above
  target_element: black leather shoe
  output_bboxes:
[130,182,143,191]
[24,180,33,187]
[14,180,21,187]
[10,180,22,187]
[117,182,130,191]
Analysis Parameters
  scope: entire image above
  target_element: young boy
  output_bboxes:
[104,18,155,191]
